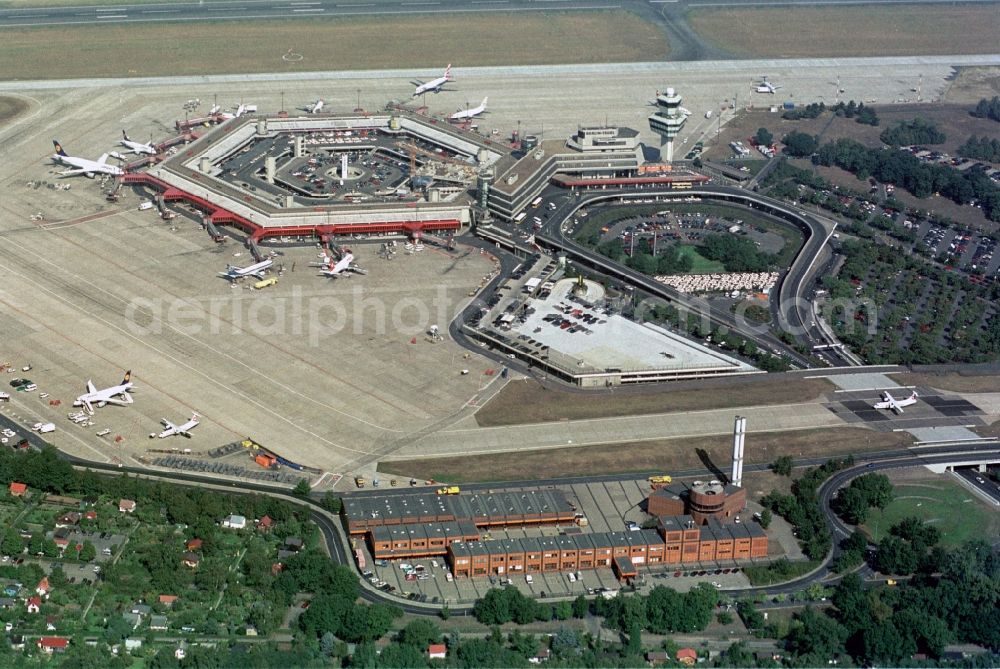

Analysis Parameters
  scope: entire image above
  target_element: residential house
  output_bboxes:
[122,612,141,630]
[125,638,143,652]
[150,615,168,631]
[676,648,698,666]
[428,644,447,660]
[530,648,551,664]
[119,499,136,513]
[8,482,26,497]
[181,552,201,568]
[130,604,152,616]
[185,538,203,552]
[284,536,304,552]
[9,635,24,650]
[37,637,69,654]
[257,515,273,531]
[83,510,97,521]
[52,528,71,550]
[0,598,13,609]
[36,577,50,596]
[222,514,246,529]
[26,596,41,614]
[45,615,57,631]
[158,594,178,607]
[277,549,297,561]
[55,512,81,528]
[645,651,670,666]
[3,585,19,597]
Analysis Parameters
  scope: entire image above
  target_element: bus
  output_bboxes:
[530,196,543,208]
[513,212,527,224]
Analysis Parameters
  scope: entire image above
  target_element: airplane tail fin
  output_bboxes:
[445,64,452,80]
[121,370,131,385]
[910,391,919,399]
[122,129,130,141]
[53,140,68,157]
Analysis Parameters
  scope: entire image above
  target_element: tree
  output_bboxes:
[1,528,23,556]
[758,508,772,529]
[292,479,312,497]
[772,455,793,477]
[572,594,589,619]
[785,606,848,659]
[439,604,450,621]
[398,619,441,649]
[756,128,774,147]
[319,491,341,513]
[78,540,96,562]
[783,131,819,157]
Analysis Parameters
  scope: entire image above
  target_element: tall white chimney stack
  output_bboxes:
[731,415,746,488]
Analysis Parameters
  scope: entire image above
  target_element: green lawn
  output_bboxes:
[862,478,1000,547]
[677,244,725,274]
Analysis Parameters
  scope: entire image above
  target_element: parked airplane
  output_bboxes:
[219,258,273,281]
[755,77,781,94]
[217,103,255,120]
[74,370,134,414]
[157,413,200,438]
[51,140,124,178]
[119,130,157,156]
[873,390,919,414]
[450,97,488,121]
[413,65,453,97]
[319,253,357,277]
[301,99,324,114]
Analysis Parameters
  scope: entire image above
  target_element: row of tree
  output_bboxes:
[972,96,1000,122]
[811,137,1000,222]
[959,135,1000,163]
[595,238,694,276]
[761,457,853,560]
[879,117,946,147]
[699,233,776,272]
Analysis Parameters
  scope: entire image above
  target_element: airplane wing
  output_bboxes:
[160,419,176,430]
[86,380,97,395]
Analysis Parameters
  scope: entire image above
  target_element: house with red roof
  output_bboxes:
[257,515,274,531]
[185,538,203,551]
[26,596,41,614]
[9,482,26,497]
[428,644,447,660]
[676,648,698,666]
[119,499,136,513]
[158,594,178,607]
[36,577,50,597]
[37,637,69,654]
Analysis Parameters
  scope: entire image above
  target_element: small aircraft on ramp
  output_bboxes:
[119,130,157,156]
[755,76,782,94]
[301,99,325,114]
[873,390,919,414]
[219,258,273,281]
[51,140,124,178]
[74,370,134,414]
[450,97,488,121]
[157,413,200,439]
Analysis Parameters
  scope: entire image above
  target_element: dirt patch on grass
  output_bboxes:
[474,376,834,427]
[899,372,1000,394]
[378,426,911,484]
[943,67,1000,104]
[688,5,1000,58]
[0,96,29,127]
[0,11,668,80]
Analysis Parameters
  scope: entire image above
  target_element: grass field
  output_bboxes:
[687,5,1000,58]
[0,11,668,80]
[0,96,29,126]
[862,476,1000,547]
[677,244,725,274]
[377,426,912,484]
[474,376,833,427]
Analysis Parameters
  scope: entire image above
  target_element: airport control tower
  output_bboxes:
[648,87,686,163]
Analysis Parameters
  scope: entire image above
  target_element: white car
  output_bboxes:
[525,575,533,584]
[567,572,577,583]
[33,422,55,433]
